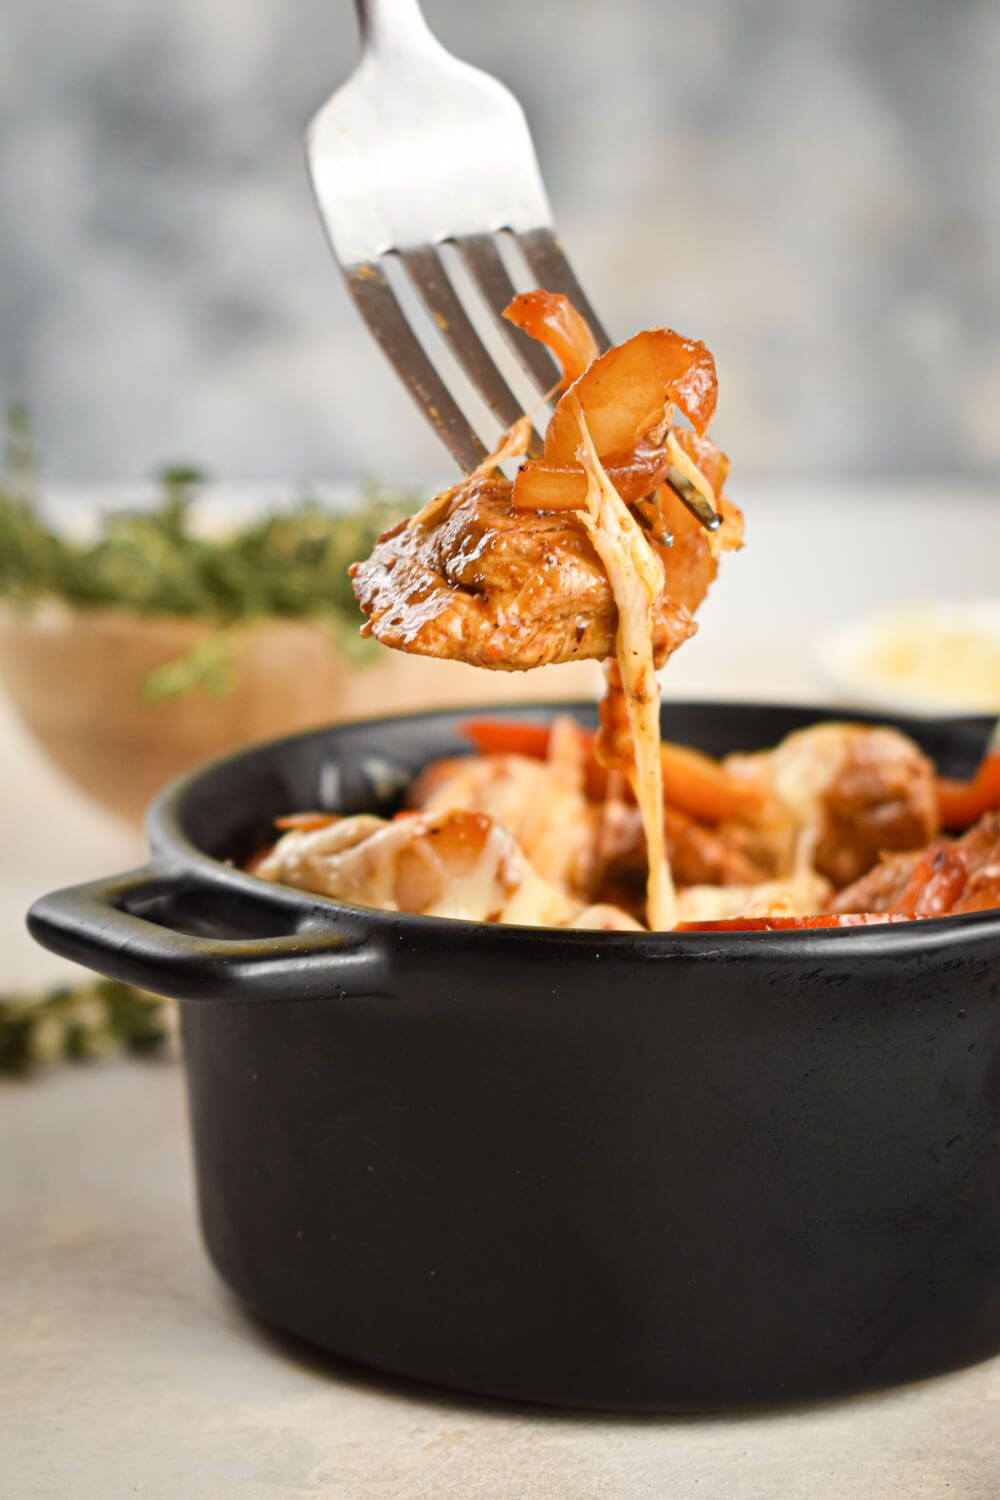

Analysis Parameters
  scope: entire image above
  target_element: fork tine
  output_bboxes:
[667,473,722,531]
[400,245,542,451]
[517,227,612,353]
[456,234,562,394]
[519,236,722,537]
[345,262,487,472]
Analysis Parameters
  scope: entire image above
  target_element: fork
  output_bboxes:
[306,0,719,533]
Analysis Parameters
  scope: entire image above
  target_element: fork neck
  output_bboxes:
[354,0,437,54]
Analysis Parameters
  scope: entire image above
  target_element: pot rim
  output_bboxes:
[145,698,1000,961]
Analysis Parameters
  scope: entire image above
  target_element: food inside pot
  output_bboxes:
[251,715,1000,929]
[252,289,1000,932]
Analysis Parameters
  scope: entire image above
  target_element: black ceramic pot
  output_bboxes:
[28,702,1000,1411]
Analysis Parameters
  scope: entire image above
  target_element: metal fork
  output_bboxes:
[306,0,719,532]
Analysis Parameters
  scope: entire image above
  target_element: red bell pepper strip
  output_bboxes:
[676,913,912,932]
[936,751,1000,830]
[460,718,763,823]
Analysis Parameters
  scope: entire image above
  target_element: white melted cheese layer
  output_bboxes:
[256,808,642,930]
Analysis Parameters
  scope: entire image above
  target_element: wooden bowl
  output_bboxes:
[0,602,598,824]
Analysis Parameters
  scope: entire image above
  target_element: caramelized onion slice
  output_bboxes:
[543,328,717,465]
[503,290,600,391]
[512,444,673,511]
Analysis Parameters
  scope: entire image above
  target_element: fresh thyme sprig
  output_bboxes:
[0,979,175,1075]
[0,408,415,691]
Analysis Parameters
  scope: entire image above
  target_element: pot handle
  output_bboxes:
[27,863,387,1004]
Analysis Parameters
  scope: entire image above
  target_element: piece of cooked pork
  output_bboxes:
[833,810,1000,916]
[726,722,941,891]
[351,475,740,672]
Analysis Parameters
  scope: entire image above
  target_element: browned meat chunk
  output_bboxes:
[595,802,771,913]
[830,847,921,914]
[833,810,1000,915]
[814,729,939,888]
[350,477,698,672]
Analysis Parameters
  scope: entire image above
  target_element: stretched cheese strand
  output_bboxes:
[408,415,534,531]
[573,401,677,930]
[666,429,718,515]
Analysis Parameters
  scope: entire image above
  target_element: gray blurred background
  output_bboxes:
[2,0,999,485]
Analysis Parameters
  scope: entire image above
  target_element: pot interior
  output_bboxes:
[159,699,992,872]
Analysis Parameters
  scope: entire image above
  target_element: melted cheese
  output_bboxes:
[676,869,832,924]
[573,401,676,930]
[417,725,595,894]
[767,724,859,829]
[257,807,639,931]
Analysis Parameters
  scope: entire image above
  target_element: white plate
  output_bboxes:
[818,599,1000,717]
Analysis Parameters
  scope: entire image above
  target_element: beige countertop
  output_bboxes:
[4,1063,999,1499]
[3,480,1000,1497]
